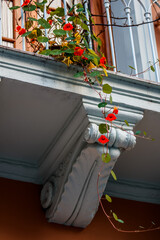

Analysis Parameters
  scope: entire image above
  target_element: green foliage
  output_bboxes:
[103,84,112,94]
[53,29,66,36]
[124,120,129,126]
[21,31,32,37]
[111,170,117,180]
[37,36,49,42]
[135,130,141,135]
[9,6,20,10]
[38,19,51,29]
[98,102,107,108]
[23,5,36,11]
[102,153,111,163]
[52,7,64,17]
[99,124,108,134]
[74,71,84,78]
[105,194,112,203]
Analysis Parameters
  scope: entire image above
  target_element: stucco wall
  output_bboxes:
[0,178,160,240]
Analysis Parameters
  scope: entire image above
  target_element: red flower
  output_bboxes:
[100,57,106,65]
[74,47,84,56]
[63,23,73,31]
[48,20,53,25]
[21,0,30,7]
[113,107,118,114]
[19,28,26,35]
[105,113,117,121]
[82,56,88,60]
[15,26,21,32]
[47,9,51,14]
[98,135,109,144]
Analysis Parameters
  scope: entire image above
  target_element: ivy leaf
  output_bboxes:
[90,71,101,77]
[111,170,117,180]
[124,120,129,126]
[103,84,112,94]
[99,124,108,134]
[53,29,66,36]
[150,65,155,72]
[113,212,118,221]
[135,130,141,135]
[129,65,136,70]
[50,50,63,55]
[105,194,112,203]
[23,5,36,12]
[74,71,84,78]
[117,219,124,223]
[98,102,107,108]
[21,31,32,37]
[102,153,111,163]
[9,6,20,10]
[38,19,51,29]
[37,36,49,42]
[110,95,112,104]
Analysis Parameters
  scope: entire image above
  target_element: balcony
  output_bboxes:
[0,0,160,228]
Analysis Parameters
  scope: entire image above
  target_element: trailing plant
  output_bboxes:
[9,0,159,233]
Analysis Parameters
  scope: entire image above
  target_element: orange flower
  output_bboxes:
[19,28,26,35]
[74,47,84,56]
[98,135,109,144]
[105,113,117,121]
[48,19,53,25]
[47,9,51,14]
[21,0,30,7]
[113,106,118,114]
[63,23,73,31]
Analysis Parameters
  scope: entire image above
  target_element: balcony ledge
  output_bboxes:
[0,46,160,227]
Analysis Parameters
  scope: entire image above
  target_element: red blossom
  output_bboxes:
[47,9,51,14]
[21,0,30,7]
[100,57,106,65]
[19,28,26,35]
[82,56,88,60]
[15,26,21,32]
[74,47,84,56]
[98,135,109,144]
[113,107,118,114]
[63,23,73,31]
[105,113,117,121]
[48,19,53,25]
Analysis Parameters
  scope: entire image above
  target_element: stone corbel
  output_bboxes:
[40,123,136,228]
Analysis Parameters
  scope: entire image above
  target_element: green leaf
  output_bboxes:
[129,65,136,70]
[105,194,112,203]
[97,37,102,47]
[67,16,76,22]
[135,130,141,135]
[28,17,38,21]
[25,20,33,30]
[23,5,36,12]
[83,53,94,60]
[151,138,155,141]
[9,6,20,10]
[38,19,51,29]
[117,219,124,224]
[68,41,76,45]
[88,48,98,57]
[50,50,63,55]
[111,170,117,180]
[40,49,52,55]
[64,49,74,54]
[52,7,64,17]
[102,153,111,163]
[99,124,108,134]
[90,71,101,77]
[37,36,49,42]
[35,0,47,6]
[74,71,84,78]
[113,212,118,221]
[83,38,89,49]
[103,84,112,94]
[110,95,112,104]
[65,36,75,41]
[21,31,32,37]
[76,7,84,12]
[124,120,129,126]
[150,65,155,72]
[143,131,147,136]
[53,29,66,36]
[98,102,107,108]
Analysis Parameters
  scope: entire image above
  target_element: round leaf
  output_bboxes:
[37,36,49,42]
[103,84,112,94]
[102,153,111,163]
